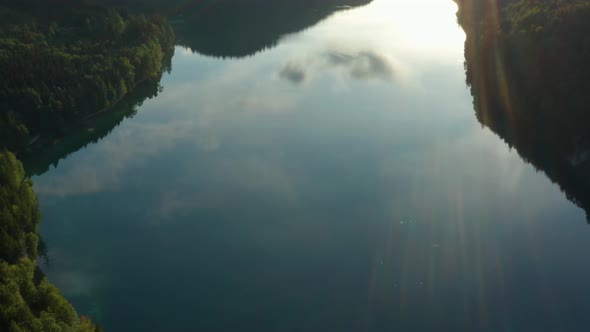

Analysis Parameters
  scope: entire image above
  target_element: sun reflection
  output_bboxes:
[319,0,465,58]
[386,0,464,46]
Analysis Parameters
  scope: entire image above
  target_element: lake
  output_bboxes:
[32,0,590,331]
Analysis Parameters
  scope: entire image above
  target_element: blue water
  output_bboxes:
[34,1,590,331]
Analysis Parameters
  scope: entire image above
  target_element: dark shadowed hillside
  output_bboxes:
[455,0,590,221]
[170,0,373,58]
[96,0,373,58]
[0,0,174,154]
[21,80,167,177]
[0,2,175,329]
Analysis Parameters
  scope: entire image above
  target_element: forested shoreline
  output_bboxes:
[0,1,378,329]
[0,151,101,331]
[0,0,372,155]
[0,0,174,154]
[22,79,166,177]
[2,0,590,330]
[454,0,590,222]
[0,1,174,330]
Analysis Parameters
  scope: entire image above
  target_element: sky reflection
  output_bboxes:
[33,1,590,331]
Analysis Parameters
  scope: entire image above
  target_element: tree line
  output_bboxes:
[0,1,175,330]
[454,0,590,221]
[0,0,174,153]
[0,150,101,331]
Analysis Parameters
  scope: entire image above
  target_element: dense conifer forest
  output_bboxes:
[0,0,174,153]
[0,1,174,330]
[0,151,100,331]
[455,0,590,220]
[0,1,377,326]
[1,0,590,330]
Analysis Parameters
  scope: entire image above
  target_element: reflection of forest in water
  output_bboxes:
[22,80,166,176]
[19,0,372,176]
[457,0,590,222]
[4,1,590,330]
[171,0,373,58]
[13,0,590,224]
[101,0,373,58]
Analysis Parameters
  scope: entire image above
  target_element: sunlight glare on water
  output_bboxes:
[303,0,465,57]
[273,0,467,89]
[32,0,590,331]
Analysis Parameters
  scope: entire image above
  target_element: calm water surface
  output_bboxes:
[34,1,590,331]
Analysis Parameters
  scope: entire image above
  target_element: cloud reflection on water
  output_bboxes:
[280,50,395,85]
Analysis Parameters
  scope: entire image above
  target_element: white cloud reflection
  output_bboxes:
[35,121,195,196]
[279,50,396,85]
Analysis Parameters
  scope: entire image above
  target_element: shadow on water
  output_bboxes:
[22,72,170,177]
[21,0,375,177]
[101,0,372,58]
[457,0,590,222]
[171,0,373,58]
